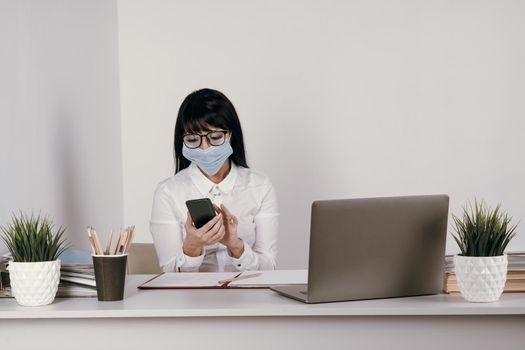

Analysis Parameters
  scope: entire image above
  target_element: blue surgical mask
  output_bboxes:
[182,141,233,176]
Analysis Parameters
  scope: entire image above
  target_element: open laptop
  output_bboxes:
[271,194,449,303]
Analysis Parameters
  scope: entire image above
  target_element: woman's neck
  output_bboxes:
[200,160,231,184]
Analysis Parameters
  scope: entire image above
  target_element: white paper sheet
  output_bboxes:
[230,269,308,286]
[142,272,238,288]
[140,270,309,288]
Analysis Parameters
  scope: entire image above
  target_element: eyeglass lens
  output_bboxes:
[183,131,226,148]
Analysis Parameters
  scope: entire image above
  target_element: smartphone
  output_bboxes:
[186,198,217,229]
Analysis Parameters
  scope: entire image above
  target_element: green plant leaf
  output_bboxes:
[450,200,519,257]
[0,212,69,262]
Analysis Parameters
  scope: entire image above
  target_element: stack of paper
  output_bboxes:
[58,248,97,296]
[60,266,96,288]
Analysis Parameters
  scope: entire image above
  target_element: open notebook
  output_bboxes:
[138,270,307,289]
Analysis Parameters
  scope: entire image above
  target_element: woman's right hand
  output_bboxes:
[183,212,225,257]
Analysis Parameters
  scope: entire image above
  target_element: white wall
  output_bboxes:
[0,0,123,251]
[118,0,525,268]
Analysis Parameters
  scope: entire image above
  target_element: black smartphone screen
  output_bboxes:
[185,198,216,229]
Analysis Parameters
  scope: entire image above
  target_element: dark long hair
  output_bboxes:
[174,88,249,173]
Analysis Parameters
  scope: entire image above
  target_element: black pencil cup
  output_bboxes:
[92,254,127,301]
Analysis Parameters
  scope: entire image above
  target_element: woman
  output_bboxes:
[150,88,279,272]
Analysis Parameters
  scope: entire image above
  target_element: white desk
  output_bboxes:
[1,275,524,349]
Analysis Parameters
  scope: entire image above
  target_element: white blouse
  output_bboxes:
[150,162,279,272]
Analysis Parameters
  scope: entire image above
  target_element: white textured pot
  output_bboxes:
[454,254,507,302]
[7,260,61,306]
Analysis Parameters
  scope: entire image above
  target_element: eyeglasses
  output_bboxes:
[182,130,228,149]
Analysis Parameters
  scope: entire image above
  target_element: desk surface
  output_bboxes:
[1,274,524,319]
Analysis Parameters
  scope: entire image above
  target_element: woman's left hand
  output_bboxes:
[215,204,245,258]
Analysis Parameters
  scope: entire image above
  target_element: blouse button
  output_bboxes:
[211,186,221,197]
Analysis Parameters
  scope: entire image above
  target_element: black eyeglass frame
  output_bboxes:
[181,130,229,149]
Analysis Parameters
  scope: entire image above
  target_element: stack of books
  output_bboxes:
[58,248,97,297]
[0,255,10,293]
[443,252,525,293]
[59,264,97,294]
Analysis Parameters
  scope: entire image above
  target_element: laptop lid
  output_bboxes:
[305,194,449,303]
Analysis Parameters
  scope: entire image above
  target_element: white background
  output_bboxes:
[0,0,123,250]
[118,0,525,268]
[2,1,524,269]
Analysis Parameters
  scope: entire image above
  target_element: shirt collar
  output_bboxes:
[189,162,238,197]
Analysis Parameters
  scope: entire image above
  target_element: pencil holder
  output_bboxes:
[92,254,127,301]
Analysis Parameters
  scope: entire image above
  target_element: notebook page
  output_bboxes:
[230,269,308,286]
[142,272,237,288]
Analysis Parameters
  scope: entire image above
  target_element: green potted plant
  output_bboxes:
[452,200,518,302]
[1,213,68,306]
